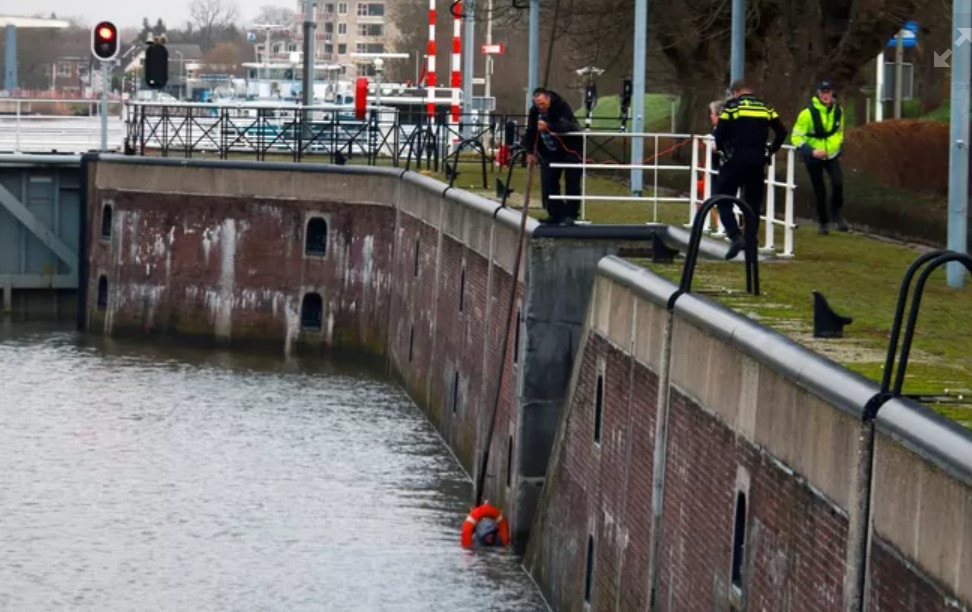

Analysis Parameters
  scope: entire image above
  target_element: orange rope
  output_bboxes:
[547,132,693,166]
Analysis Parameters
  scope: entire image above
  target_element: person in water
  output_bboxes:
[474,517,503,547]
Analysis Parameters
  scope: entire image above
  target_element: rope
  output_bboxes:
[475,129,539,506]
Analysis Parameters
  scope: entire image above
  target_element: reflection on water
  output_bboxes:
[0,321,548,611]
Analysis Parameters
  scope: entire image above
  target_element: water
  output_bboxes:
[0,321,548,611]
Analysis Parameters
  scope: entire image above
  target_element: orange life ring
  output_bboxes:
[460,503,511,548]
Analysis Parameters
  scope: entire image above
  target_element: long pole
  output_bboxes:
[947,1,970,288]
[302,0,315,107]
[485,0,493,99]
[100,61,108,151]
[875,51,885,122]
[462,0,475,136]
[425,0,437,118]
[527,0,538,111]
[730,0,745,83]
[475,155,536,506]
[893,30,904,118]
[630,0,647,195]
[454,1,465,127]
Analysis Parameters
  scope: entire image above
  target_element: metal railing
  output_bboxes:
[0,98,125,153]
[124,100,503,168]
[548,131,798,257]
[690,136,797,258]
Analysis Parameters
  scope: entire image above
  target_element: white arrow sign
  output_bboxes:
[935,48,953,68]
[957,27,972,45]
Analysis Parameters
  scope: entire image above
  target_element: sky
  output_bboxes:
[0,0,283,30]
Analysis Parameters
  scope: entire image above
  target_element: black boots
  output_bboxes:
[725,235,746,260]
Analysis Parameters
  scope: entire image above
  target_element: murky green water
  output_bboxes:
[0,321,548,611]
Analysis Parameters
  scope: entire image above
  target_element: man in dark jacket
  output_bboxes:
[521,88,583,224]
[714,79,788,259]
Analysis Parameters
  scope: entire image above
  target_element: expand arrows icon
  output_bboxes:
[935,49,953,67]
[933,28,972,68]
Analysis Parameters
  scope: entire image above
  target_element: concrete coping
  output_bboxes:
[597,256,678,309]
[877,397,972,486]
[400,168,449,194]
[674,291,873,419]
[494,205,538,235]
[598,256,972,485]
[597,255,873,419]
[443,182,506,220]
[0,153,83,167]
[83,154,406,181]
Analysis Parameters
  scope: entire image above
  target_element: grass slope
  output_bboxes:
[459,164,972,428]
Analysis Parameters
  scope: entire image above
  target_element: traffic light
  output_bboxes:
[91,21,119,61]
[144,43,169,89]
[620,78,633,111]
[584,82,598,114]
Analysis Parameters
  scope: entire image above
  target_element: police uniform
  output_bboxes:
[714,92,788,249]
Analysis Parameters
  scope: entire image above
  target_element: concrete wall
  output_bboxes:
[526,256,972,612]
[82,157,622,550]
[85,156,972,611]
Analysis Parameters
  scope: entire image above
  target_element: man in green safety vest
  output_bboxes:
[791,80,847,235]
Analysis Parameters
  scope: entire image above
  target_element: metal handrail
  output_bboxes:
[546,130,799,257]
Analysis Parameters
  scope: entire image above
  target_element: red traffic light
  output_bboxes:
[91,21,119,61]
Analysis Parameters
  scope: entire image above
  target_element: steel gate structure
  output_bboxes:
[0,155,81,316]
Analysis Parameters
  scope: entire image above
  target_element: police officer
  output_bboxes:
[714,79,788,259]
[791,80,846,234]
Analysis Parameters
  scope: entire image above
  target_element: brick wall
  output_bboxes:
[526,259,972,611]
[85,160,525,512]
[88,189,394,353]
[86,160,972,611]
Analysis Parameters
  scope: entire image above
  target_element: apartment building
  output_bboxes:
[293,0,400,77]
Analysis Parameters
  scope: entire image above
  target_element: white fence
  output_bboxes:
[0,99,125,153]
[550,131,799,258]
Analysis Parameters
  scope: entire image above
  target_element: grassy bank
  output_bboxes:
[460,163,972,427]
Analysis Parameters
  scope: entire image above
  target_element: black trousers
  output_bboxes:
[715,161,766,239]
[540,151,582,220]
[805,158,844,225]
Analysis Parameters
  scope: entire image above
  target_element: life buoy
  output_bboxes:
[460,503,511,548]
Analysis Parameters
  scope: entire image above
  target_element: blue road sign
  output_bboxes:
[888,20,918,48]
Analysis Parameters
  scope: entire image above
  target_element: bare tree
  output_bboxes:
[254,5,296,27]
[189,0,240,50]
[202,41,246,76]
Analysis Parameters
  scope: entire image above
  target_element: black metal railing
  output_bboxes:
[125,101,528,170]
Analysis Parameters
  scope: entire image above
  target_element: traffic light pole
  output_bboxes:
[100,60,109,151]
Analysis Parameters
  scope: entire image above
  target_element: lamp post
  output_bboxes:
[372,57,385,134]
[174,50,184,99]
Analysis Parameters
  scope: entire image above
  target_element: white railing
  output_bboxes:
[0,98,125,153]
[549,131,798,258]
[691,136,797,258]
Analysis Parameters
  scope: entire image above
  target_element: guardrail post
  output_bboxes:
[783,148,796,257]
[764,154,777,252]
[688,135,699,227]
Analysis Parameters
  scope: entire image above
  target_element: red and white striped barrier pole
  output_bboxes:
[426,0,437,119]
[450,2,462,124]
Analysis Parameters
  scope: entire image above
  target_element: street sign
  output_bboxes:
[883,62,914,100]
[887,20,918,48]
[482,44,505,55]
